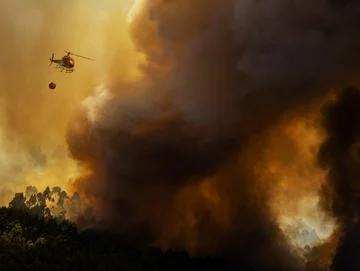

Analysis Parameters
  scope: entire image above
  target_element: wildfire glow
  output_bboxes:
[265,107,337,251]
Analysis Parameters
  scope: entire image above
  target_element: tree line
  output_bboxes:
[0,187,250,271]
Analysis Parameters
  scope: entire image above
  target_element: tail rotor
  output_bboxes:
[49,53,54,67]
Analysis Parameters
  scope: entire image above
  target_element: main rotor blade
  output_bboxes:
[64,50,95,61]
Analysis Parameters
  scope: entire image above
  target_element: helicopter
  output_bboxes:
[49,50,95,73]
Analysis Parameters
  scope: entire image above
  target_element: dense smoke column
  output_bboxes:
[67,0,360,270]
[318,87,360,270]
[318,87,360,224]
[67,106,305,270]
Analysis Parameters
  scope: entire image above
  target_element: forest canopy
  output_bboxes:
[0,186,245,271]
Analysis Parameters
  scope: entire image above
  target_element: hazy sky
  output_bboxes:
[0,0,137,205]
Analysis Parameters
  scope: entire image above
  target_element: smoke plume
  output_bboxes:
[2,0,360,269]
[65,0,360,270]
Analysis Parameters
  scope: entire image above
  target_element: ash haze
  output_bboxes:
[0,0,136,205]
[4,0,360,270]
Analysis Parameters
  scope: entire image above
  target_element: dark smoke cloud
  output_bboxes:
[318,87,360,270]
[66,0,360,269]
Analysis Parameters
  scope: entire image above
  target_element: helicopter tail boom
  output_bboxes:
[49,53,54,66]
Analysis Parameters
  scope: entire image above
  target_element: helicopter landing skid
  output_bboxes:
[58,68,74,73]
[55,65,74,73]
[65,68,74,73]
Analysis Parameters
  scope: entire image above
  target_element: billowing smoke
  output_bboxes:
[65,0,360,270]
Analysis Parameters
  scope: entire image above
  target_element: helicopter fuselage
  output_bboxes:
[61,55,75,68]
[50,55,75,72]
[49,51,94,73]
[50,57,75,69]
[50,56,75,68]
